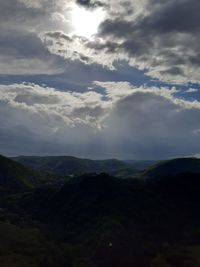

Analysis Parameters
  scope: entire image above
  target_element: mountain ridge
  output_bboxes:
[13,155,131,176]
[0,154,200,267]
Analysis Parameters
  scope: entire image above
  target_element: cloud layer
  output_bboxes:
[1,82,200,159]
[37,0,200,84]
[1,0,199,83]
[1,0,200,158]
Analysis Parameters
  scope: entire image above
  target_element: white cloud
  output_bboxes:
[0,55,64,76]
[0,0,199,84]
[39,0,200,84]
[1,82,200,158]
[40,31,122,69]
[185,88,198,93]
[93,81,134,100]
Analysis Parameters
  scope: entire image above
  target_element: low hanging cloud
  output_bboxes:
[1,82,200,159]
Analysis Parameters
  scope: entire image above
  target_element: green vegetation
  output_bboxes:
[0,156,200,266]
[0,155,70,193]
[13,156,131,176]
[0,155,35,192]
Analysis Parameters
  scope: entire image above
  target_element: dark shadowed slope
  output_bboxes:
[125,160,157,170]
[19,172,200,267]
[0,155,63,192]
[0,155,35,192]
[1,155,200,267]
[143,157,200,179]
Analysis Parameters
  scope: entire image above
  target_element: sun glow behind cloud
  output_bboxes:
[70,4,105,38]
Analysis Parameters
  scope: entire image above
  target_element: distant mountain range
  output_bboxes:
[13,155,137,177]
[0,155,198,187]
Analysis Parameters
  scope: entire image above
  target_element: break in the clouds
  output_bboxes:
[40,0,200,84]
[0,0,200,159]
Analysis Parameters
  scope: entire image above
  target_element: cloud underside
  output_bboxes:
[1,82,200,159]
[40,0,200,84]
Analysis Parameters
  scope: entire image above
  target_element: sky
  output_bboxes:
[1,0,200,159]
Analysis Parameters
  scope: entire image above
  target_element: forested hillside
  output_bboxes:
[0,156,200,267]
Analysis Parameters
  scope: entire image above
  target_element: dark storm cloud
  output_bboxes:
[44,31,73,42]
[86,39,119,53]
[99,19,134,38]
[146,0,200,33]
[30,0,200,83]
[96,0,200,83]
[159,67,184,77]
[76,0,105,9]
[103,0,200,36]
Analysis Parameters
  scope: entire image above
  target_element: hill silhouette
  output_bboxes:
[143,157,200,179]
[19,171,200,267]
[0,155,37,193]
[0,155,68,193]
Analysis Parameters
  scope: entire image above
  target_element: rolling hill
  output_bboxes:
[0,155,36,193]
[1,154,200,267]
[0,155,66,193]
[13,156,130,176]
[19,171,200,267]
[125,160,156,170]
